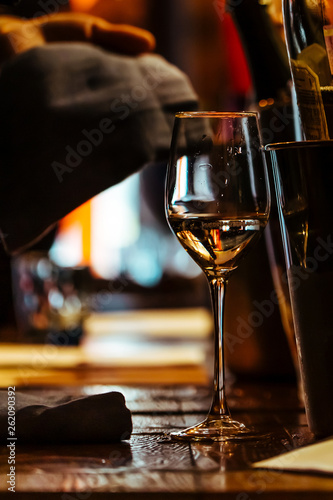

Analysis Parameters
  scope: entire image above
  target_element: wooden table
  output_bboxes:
[1,377,333,499]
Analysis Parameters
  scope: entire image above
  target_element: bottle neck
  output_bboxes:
[227,0,296,143]
[228,0,291,102]
[283,0,328,60]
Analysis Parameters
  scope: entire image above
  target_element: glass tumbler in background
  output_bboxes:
[266,140,333,438]
[11,251,87,346]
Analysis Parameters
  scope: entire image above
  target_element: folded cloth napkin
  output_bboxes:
[252,437,333,475]
[0,43,198,254]
[0,390,132,444]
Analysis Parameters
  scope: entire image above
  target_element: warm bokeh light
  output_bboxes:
[64,201,90,263]
[51,176,141,279]
[68,0,148,27]
[69,0,99,13]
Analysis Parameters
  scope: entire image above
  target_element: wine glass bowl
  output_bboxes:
[165,112,271,441]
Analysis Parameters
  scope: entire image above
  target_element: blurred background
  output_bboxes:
[0,0,297,386]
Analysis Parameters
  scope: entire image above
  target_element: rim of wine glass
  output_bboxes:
[265,140,333,150]
[175,111,258,118]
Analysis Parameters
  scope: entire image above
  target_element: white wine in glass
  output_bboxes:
[165,112,271,441]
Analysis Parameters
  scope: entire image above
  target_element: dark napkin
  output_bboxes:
[0,43,198,254]
[0,390,132,444]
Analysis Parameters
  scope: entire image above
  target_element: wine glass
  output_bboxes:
[165,112,271,441]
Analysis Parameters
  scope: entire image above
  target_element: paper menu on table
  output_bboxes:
[253,438,333,475]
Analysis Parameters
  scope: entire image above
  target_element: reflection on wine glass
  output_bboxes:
[165,112,271,441]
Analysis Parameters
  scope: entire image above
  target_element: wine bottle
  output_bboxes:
[283,0,333,139]
[221,0,298,381]
[227,0,296,144]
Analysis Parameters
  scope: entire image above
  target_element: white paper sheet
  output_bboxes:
[253,438,333,474]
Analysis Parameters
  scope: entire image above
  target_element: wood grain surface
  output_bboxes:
[0,381,332,498]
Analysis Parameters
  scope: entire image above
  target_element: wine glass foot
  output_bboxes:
[170,416,268,442]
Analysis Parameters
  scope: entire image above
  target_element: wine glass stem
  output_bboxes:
[207,277,231,419]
